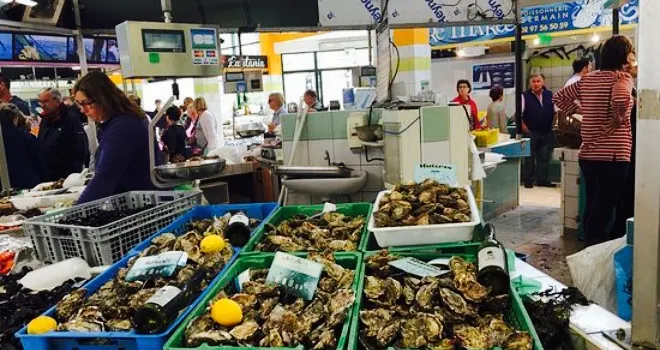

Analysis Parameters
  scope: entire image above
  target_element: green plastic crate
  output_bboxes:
[359,230,481,255]
[241,203,373,255]
[347,251,543,350]
[165,252,363,350]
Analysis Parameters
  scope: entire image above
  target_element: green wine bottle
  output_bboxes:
[133,268,207,334]
[476,223,509,296]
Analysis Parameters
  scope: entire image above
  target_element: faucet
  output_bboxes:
[324,150,331,166]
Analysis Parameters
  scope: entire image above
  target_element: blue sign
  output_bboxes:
[430,0,639,46]
[473,63,514,90]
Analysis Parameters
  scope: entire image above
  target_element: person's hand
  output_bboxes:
[268,123,276,132]
[521,123,529,134]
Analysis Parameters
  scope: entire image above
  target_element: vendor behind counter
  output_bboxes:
[73,71,156,204]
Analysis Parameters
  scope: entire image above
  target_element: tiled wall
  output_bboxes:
[281,110,385,205]
[529,49,580,92]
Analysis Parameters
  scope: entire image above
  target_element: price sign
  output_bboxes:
[414,163,457,185]
[266,252,324,300]
[389,257,449,278]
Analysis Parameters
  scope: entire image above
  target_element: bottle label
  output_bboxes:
[125,251,188,282]
[229,213,250,227]
[146,285,182,307]
[478,247,507,270]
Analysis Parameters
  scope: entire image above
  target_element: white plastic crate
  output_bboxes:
[24,191,202,266]
[367,186,480,247]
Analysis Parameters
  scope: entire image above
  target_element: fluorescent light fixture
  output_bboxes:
[591,33,600,43]
[533,38,540,46]
[71,66,81,71]
[457,49,465,57]
[0,0,38,6]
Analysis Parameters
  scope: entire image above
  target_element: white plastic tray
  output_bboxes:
[368,185,480,247]
[10,191,82,210]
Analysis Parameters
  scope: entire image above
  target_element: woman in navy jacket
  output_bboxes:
[73,71,155,204]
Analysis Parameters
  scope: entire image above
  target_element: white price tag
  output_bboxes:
[389,257,449,277]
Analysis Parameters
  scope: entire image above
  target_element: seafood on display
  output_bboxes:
[184,251,356,349]
[374,179,472,228]
[358,251,533,350]
[256,212,366,252]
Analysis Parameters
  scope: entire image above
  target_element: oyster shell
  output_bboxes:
[229,321,259,340]
[56,289,87,322]
[506,331,534,350]
[454,324,489,349]
[439,288,477,316]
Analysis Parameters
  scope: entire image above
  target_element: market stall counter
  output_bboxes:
[477,138,530,220]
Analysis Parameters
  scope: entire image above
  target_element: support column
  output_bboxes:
[390,28,432,97]
[632,0,660,346]
[259,34,284,94]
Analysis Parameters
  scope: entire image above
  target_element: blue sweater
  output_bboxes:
[2,121,47,189]
[78,114,155,204]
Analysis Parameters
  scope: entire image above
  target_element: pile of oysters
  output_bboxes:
[373,179,472,227]
[256,212,365,252]
[358,251,533,350]
[184,251,356,349]
[54,218,236,332]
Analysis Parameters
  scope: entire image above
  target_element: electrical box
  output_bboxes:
[223,70,264,93]
[347,112,368,149]
[352,66,377,88]
[116,21,221,78]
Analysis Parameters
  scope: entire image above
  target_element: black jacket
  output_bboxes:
[161,124,187,162]
[38,104,89,181]
[2,121,47,189]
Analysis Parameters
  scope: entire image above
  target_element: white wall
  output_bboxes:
[431,54,516,116]
[141,78,195,112]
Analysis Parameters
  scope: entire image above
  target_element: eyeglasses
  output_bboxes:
[75,99,96,108]
[458,85,470,89]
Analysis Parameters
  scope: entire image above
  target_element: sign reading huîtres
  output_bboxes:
[221,55,268,70]
[429,0,639,46]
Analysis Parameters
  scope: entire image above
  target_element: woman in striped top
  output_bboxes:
[553,35,636,246]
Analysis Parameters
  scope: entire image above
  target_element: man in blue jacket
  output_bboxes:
[37,88,89,181]
[521,74,557,188]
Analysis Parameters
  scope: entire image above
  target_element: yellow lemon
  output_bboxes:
[211,298,243,327]
[27,316,58,334]
[200,235,225,253]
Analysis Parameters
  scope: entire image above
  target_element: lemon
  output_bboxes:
[211,298,243,327]
[27,316,58,334]
[200,235,225,253]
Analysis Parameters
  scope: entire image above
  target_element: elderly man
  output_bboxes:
[37,88,88,181]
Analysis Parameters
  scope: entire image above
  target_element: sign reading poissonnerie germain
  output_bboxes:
[429,0,639,47]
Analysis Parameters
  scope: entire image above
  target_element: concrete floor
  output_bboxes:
[490,185,583,286]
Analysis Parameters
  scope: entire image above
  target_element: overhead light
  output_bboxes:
[72,66,81,71]
[457,49,465,57]
[533,38,540,46]
[591,33,600,43]
[0,0,38,6]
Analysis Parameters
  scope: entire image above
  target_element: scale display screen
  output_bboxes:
[225,72,244,82]
[141,29,185,53]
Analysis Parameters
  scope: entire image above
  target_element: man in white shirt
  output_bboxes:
[564,58,590,87]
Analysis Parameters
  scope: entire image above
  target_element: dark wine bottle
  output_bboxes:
[133,268,207,334]
[476,223,509,296]
[226,211,252,246]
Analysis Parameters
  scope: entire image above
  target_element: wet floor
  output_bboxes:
[490,186,583,286]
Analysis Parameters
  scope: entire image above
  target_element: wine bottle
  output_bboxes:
[476,223,509,296]
[133,268,207,334]
[226,211,251,246]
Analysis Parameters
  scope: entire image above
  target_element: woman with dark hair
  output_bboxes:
[452,79,480,130]
[73,71,155,204]
[161,106,187,163]
[486,84,508,134]
[554,35,636,246]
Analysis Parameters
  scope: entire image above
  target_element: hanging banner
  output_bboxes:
[389,0,515,26]
[472,63,514,90]
[429,0,639,47]
[318,0,383,27]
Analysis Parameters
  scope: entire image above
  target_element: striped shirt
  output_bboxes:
[553,70,634,162]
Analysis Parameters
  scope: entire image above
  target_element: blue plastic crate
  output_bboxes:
[129,203,279,254]
[15,203,278,350]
